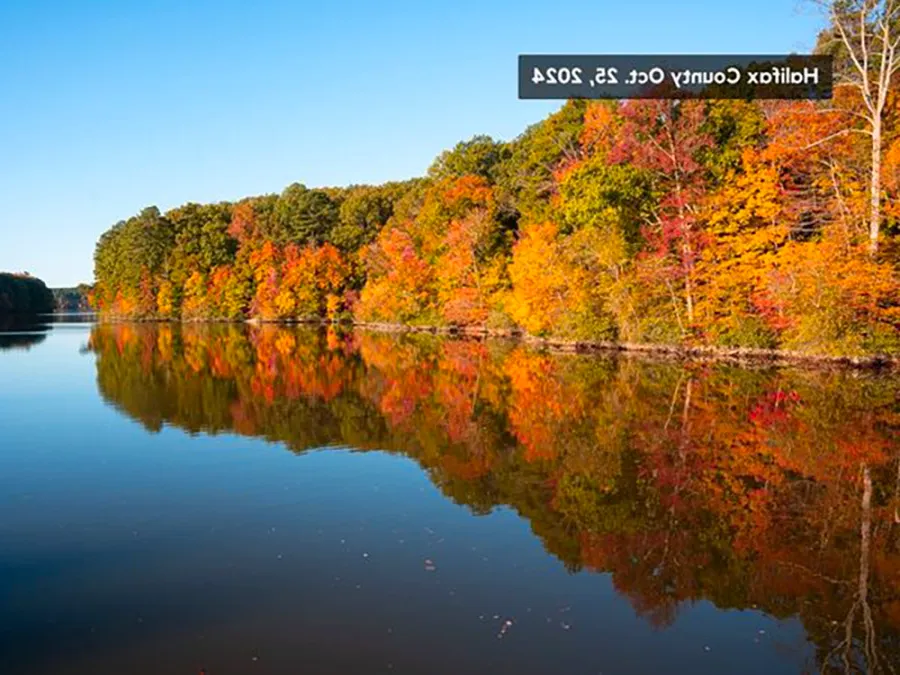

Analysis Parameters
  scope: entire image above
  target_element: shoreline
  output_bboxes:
[92,315,899,370]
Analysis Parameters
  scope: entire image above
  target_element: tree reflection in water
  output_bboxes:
[0,315,50,350]
[89,323,900,674]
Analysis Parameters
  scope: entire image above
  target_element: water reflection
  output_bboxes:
[0,315,51,350]
[87,323,900,674]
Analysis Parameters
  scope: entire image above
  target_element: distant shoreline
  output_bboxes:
[92,315,898,370]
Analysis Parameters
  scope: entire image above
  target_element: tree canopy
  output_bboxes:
[0,273,55,314]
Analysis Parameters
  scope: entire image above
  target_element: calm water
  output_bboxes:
[2,321,899,674]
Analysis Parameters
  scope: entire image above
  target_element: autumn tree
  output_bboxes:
[249,241,280,320]
[607,100,714,336]
[356,227,437,324]
[430,176,508,326]
[276,243,349,320]
[693,149,785,346]
[814,0,900,253]
[507,222,617,339]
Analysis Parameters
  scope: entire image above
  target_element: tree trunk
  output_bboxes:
[674,182,695,326]
[870,115,883,255]
[683,251,695,325]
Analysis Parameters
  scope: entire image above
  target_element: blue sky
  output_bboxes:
[0,0,826,287]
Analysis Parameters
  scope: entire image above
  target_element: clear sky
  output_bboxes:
[0,0,826,287]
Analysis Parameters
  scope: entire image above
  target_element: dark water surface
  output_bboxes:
[2,321,899,674]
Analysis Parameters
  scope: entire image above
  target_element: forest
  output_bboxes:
[0,273,55,315]
[91,6,900,357]
[51,285,93,312]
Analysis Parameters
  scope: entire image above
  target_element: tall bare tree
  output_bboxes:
[814,0,900,254]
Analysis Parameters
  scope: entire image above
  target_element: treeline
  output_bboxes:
[93,16,900,356]
[52,285,93,312]
[0,273,55,314]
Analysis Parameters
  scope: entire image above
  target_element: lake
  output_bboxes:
[2,320,899,674]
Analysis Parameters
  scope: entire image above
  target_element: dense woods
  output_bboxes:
[92,7,900,356]
[51,285,93,312]
[0,273,55,315]
[90,323,900,671]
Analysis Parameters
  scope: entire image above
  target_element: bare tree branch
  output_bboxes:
[810,0,899,253]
